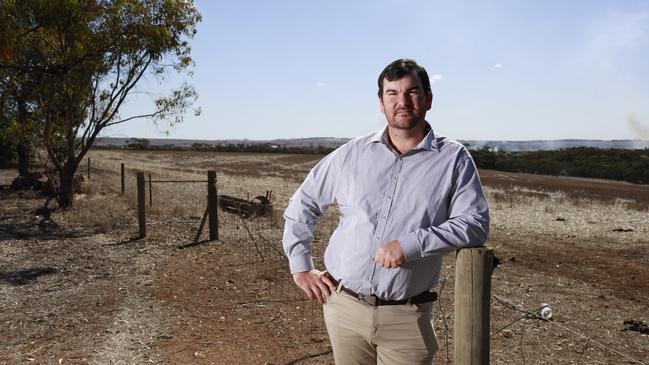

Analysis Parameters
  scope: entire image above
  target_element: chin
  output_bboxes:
[389,120,420,130]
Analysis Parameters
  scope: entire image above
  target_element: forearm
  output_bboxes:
[282,213,317,273]
[399,152,490,260]
[398,212,490,261]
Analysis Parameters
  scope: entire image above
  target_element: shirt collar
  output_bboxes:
[368,122,439,152]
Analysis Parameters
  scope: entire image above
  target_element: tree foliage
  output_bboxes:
[0,10,40,175]
[0,0,201,207]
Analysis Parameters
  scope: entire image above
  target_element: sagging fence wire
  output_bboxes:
[492,293,647,365]
[490,294,547,337]
[238,214,266,261]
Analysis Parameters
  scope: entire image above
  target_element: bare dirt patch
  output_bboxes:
[2,151,649,364]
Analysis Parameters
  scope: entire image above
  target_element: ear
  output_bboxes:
[379,97,386,114]
[425,91,433,110]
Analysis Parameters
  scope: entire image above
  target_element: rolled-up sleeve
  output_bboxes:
[283,151,340,273]
[398,152,490,261]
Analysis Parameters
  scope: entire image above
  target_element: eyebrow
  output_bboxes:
[385,86,421,94]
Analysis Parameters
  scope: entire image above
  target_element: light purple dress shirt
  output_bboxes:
[282,126,490,300]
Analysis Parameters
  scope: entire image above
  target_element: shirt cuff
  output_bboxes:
[289,254,314,274]
[398,233,422,262]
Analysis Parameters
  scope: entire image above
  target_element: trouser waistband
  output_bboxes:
[325,272,438,306]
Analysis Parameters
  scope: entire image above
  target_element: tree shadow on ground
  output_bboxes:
[0,223,91,241]
[0,267,58,286]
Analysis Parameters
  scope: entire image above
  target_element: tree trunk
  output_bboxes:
[16,100,30,177]
[17,140,30,176]
[58,164,76,208]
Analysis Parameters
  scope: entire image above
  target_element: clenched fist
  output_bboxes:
[375,240,405,268]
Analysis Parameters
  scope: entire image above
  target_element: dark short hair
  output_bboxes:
[377,59,431,98]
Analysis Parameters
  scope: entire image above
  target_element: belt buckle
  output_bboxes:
[360,294,377,306]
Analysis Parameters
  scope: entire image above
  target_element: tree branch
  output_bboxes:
[97,54,153,128]
[106,112,160,126]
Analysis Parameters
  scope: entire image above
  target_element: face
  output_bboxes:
[379,72,432,131]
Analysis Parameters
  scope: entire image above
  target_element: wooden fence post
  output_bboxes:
[149,173,152,207]
[454,247,493,365]
[207,170,218,240]
[137,171,146,238]
[87,157,91,179]
[120,163,125,195]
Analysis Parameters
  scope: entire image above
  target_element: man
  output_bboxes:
[282,59,490,364]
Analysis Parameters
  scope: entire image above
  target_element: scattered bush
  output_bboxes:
[471,147,649,185]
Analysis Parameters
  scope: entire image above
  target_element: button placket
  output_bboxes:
[369,158,403,288]
[376,165,400,241]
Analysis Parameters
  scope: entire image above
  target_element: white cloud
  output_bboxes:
[493,63,503,69]
[316,82,326,87]
[430,74,444,82]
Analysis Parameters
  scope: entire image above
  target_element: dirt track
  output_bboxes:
[1,150,648,364]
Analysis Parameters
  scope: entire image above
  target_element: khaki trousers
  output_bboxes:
[323,288,438,365]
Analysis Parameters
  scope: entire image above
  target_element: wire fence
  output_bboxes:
[84,157,648,365]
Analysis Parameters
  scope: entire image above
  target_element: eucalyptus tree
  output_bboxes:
[0,7,41,177]
[0,0,201,207]
[0,80,18,168]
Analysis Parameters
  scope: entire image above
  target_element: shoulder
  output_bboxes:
[345,130,379,149]
[324,130,378,161]
[434,133,472,161]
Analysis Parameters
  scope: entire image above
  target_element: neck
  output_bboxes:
[387,122,428,154]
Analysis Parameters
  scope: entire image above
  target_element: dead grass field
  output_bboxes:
[1,149,648,364]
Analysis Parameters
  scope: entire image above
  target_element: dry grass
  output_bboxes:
[2,150,648,364]
[481,169,649,211]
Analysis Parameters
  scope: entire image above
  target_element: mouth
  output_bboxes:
[395,109,413,116]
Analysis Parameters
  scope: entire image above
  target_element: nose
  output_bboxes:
[397,92,411,106]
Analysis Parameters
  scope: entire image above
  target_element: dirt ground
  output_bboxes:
[1,149,648,364]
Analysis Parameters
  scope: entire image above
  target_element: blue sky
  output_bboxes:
[106,0,649,141]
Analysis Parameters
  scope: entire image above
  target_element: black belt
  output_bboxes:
[325,272,437,306]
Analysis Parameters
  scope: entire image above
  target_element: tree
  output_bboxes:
[0,0,201,207]
[0,87,18,168]
[0,21,40,177]
[127,137,151,150]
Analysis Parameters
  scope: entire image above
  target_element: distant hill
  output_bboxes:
[463,139,649,151]
[95,137,649,151]
[95,137,349,149]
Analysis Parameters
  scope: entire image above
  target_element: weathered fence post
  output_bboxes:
[87,157,91,179]
[149,173,152,207]
[120,163,125,195]
[454,247,493,365]
[207,170,218,240]
[137,171,146,238]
